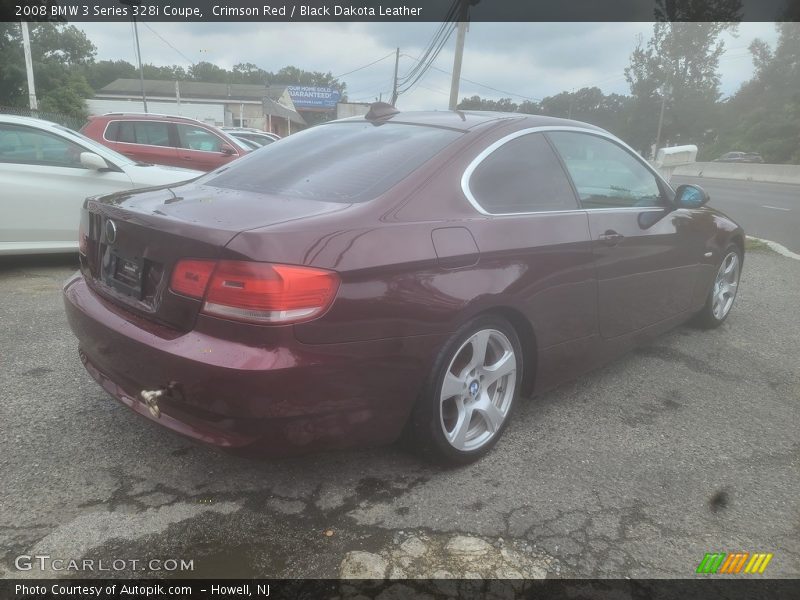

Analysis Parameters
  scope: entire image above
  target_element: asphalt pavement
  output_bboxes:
[0,249,798,580]
[671,175,800,253]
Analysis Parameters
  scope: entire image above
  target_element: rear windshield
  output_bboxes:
[206,122,462,203]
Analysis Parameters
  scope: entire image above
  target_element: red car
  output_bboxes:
[64,107,744,464]
[81,113,249,172]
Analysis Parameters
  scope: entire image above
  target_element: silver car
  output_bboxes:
[0,115,202,255]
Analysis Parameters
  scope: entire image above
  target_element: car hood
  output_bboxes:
[122,163,203,187]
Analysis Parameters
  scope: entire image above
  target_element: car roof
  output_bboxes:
[335,109,607,134]
[0,114,67,131]
[91,112,210,125]
[222,127,263,132]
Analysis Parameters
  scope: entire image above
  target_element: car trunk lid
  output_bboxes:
[80,182,345,331]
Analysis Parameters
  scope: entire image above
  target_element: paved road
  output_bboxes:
[0,252,798,581]
[672,175,800,253]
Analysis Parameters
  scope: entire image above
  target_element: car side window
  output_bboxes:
[116,121,172,147]
[104,121,119,141]
[468,133,578,214]
[0,123,85,168]
[176,124,224,153]
[547,131,663,209]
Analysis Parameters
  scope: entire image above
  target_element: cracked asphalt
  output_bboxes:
[0,248,798,580]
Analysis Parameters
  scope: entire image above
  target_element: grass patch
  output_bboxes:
[745,237,772,252]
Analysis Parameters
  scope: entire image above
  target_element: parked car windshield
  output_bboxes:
[206,122,462,203]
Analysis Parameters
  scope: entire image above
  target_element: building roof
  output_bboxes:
[97,79,306,125]
[99,79,275,102]
[263,97,306,126]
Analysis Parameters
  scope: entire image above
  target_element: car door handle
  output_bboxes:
[599,230,624,246]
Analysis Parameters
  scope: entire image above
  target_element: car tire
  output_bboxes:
[407,315,523,465]
[693,244,742,329]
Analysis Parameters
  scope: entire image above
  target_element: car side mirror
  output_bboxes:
[220,144,236,156]
[80,152,109,171]
[674,184,709,209]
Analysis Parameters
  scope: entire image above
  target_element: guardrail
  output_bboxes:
[671,162,800,185]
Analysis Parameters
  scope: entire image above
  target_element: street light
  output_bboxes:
[120,0,148,112]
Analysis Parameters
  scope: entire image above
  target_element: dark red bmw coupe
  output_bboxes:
[64,106,744,464]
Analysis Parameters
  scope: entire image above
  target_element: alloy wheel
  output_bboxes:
[439,328,517,452]
[712,251,740,320]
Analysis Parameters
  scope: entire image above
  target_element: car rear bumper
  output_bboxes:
[63,272,445,453]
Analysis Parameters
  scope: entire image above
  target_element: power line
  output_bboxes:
[400,54,541,102]
[396,24,456,95]
[394,0,461,96]
[416,83,450,96]
[334,51,396,79]
[397,20,456,86]
[141,23,196,65]
[347,77,397,98]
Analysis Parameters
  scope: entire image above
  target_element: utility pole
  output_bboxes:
[19,22,38,111]
[121,0,148,112]
[132,15,148,112]
[568,88,575,119]
[448,0,469,111]
[654,82,670,157]
[390,47,400,106]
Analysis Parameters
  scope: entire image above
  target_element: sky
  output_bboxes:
[75,21,782,110]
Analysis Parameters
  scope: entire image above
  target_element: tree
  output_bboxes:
[624,21,737,155]
[83,59,137,90]
[230,62,268,84]
[0,22,96,118]
[0,24,27,106]
[188,61,228,83]
[456,95,521,112]
[457,89,632,140]
[142,63,187,81]
[712,23,800,163]
[269,66,346,97]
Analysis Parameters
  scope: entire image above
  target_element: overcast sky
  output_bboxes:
[75,21,782,109]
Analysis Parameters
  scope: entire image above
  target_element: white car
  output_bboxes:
[0,115,202,255]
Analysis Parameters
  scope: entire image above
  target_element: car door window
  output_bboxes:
[176,124,224,153]
[547,131,664,209]
[467,132,578,214]
[114,121,172,147]
[0,123,85,168]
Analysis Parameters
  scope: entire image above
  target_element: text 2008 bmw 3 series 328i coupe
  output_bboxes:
[64,106,744,464]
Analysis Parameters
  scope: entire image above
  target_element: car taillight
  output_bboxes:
[78,215,89,256]
[170,259,339,325]
[170,259,216,299]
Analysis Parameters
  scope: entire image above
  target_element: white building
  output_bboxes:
[88,79,306,136]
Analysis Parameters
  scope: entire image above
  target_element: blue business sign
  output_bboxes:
[287,86,341,110]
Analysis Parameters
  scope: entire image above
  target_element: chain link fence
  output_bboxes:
[0,105,86,131]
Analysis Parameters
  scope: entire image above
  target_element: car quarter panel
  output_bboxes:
[222,122,596,349]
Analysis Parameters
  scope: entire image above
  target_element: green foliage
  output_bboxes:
[142,63,187,81]
[0,23,26,107]
[624,22,737,154]
[0,22,96,119]
[457,95,520,112]
[83,59,136,90]
[458,88,633,141]
[718,23,800,163]
[187,61,228,83]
